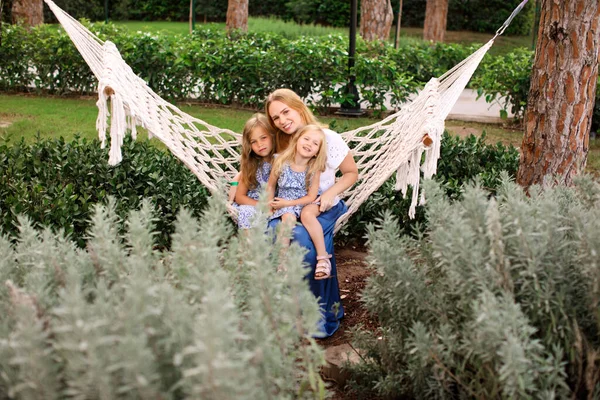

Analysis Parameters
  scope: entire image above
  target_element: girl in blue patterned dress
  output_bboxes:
[234,114,275,229]
[267,125,330,278]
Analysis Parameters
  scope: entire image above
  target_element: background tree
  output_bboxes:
[517,0,600,188]
[360,0,393,42]
[11,0,42,26]
[226,0,248,33]
[423,0,448,42]
[394,0,403,49]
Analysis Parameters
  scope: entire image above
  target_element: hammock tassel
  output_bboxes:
[395,161,410,197]
[127,114,138,141]
[96,84,112,148]
[408,149,423,219]
[108,92,127,165]
[422,119,443,180]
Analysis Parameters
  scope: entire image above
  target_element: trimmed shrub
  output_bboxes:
[1,21,498,110]
[0,130,519,250]
[385,40,480,86]
[349,176,600,398]
[0,131,518,250]
[0,196,327,399]
[0,135,210,249]
[473,48,600,131]
[0,24,34,91]
[473,48,535,120]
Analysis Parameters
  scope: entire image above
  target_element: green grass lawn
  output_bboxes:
[3,94,599,175]
[0,94,375,143]
[116,17,349,38]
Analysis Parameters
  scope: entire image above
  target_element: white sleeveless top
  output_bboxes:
[320,128,350,206]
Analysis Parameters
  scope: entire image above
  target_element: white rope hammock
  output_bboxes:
[43,0,528,232]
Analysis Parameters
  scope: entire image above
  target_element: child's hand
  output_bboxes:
[270,197,289,209]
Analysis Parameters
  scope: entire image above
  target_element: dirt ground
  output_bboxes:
[316,246,378,398]
[317,247,377,348]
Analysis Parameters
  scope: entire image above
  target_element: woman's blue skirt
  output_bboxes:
[267,201,347,338]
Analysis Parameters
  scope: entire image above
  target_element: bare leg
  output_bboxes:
[301,204,331,279]
[301,204,326,256]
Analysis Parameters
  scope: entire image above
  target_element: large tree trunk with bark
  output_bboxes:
[423,0,448,42]
[517,0,600,188]
[11,0,43,27]
[226,0,248,33]
[360,0,393,42]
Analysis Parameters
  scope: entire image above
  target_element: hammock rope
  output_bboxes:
[43,0,528,231]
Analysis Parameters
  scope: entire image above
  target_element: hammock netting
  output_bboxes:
[43,0,528,232]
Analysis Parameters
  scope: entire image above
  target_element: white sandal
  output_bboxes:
[314,254,332,280]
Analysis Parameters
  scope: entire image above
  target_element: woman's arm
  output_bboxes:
[271,172,321,209]
[318,153,358,212]
[234,178,258,206]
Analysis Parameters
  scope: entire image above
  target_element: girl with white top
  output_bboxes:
[267,125,333,280]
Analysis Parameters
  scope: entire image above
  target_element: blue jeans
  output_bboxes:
[267,201,347,338]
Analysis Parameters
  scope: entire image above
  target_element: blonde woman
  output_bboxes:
[265,88,358,338]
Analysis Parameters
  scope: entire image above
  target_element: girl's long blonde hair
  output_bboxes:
[271,124,327,191]
[265,88,323,153]
[240,113,275,189]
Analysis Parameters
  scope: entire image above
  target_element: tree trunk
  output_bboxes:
[360,0,393,42]
[394,0,403,49]
[226,0,248,33]
[517,0,600,188]
[11,0,43,27]
[189,0,193,34]
[423,0,448,42]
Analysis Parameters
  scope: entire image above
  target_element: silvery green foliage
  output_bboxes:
[352,174,600,398]
[0,195,325,399]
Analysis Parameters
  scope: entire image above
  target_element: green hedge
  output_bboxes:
[473,48,600,130]
[0,135,210,249]
[473,48,534,120]
[0,131,519,249]
[0,22,496,111]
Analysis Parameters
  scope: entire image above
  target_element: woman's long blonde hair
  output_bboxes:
[271,124,327,191]
[240,113,275,189]
[265,88,322,153]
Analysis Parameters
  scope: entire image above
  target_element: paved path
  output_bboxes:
[332,88,515,123]
[447,89,514,123]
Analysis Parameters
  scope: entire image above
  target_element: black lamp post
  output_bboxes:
[337,0,363,116]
